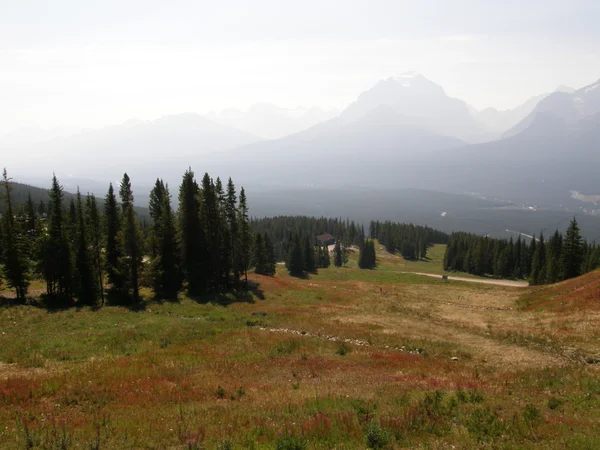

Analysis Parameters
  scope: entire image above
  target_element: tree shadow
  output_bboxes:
[187,281,265,306]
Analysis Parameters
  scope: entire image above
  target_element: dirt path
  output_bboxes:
[403,272,529,288]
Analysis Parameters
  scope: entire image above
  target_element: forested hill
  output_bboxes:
[2,181,150,221]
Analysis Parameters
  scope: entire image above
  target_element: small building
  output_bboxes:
[316,233,335,246]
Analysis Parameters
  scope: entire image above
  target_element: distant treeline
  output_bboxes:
[369,220,449,260]
[250,216,365,261]
[0,168,277,306]
[1,181,150,222]
[444,220,600,284]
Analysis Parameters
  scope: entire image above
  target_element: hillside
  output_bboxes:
[520,269,600,312]
[2,244,600,447]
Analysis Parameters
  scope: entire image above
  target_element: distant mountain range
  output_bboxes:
[206,104,339,139]
[4,72,600,240]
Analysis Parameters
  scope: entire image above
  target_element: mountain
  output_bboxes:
[4,113,261,188]
[340,72,489,142]
[504,79,600,138]
[476,86,575,134]
[207,104,339,139]
[200,104,464,190]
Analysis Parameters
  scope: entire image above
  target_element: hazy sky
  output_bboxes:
[2,0,600,134]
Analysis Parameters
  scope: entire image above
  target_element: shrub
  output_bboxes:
[365,421,392,449]
[216,386,226,399]
[336,342,351,356]
[465,407,507,442]
[275,434,308,450]
[547,397,563,410]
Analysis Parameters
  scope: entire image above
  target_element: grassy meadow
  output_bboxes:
[1,246,600,448]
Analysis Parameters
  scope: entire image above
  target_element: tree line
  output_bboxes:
[0,168,276,306]
[369,220,449,260]
[443,219,600,284]
[250,216,365,261]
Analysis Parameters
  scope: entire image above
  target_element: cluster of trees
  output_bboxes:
[0,168,264,306]
[443,219,599,284]
[250,216,364,261]
[285,234,332,276]
[358,239,377,269]
[370,220,449,260]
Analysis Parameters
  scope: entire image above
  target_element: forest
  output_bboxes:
[443,225,600,284]
[0,168,266,306]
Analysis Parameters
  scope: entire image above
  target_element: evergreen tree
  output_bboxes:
[545,229,563,284]
[562,218,584,280]
[118,173,143,303]
[86,193,105,305]
[39,175,74,305]
[74,189,98,306]
[104,183,123,295]
[226,178,240,284]
[178,169,208,295]
[253,233,267,275]
[303,235,317,273]
[334,240,343,267]
[0,168,30,302]
[358,239,376,269]
[530,233,546,286]
[263,233,277,276]
[237,187,252,286]
[286,234,304,276]
[149,183,181,298]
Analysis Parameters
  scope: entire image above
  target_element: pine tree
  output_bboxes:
[263,233,277,276]
[226,178,239,284]
[178,169,208,295]
[562,218,584,280]
[530,233,546,285]
[334,240,343,267]
[74,189,98,306]
[119,173,143,303]
[86,193,105,305]
[253,233,267,275]
[237,187,252,287]
[303,235,317,273]
[40,174,74,305]
[545,229,563,284]
[104,183,123,295]
[149,183,181,298]
[359,239,376,269]
[286,234,304,276]
[0,168,30,302]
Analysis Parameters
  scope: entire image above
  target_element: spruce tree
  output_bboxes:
[226,178,239,283]
[74,189,98,306]
[530,233,546,285]
[150,184,181,298]
[545,229,563,284]
[0,168,30,302]
[40,175,74,305]
[253,233,267,275]
[263,233,277,276]
[303,235,317,273]
[286,234,304,277]
[119,173,143,303]
[334,240,343,267]
[104,183,123,295]
[86,193,105,305]
[237,187,252,287]
[562,218,584,280]
[178,169,208,295]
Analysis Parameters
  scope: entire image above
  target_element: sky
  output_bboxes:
[1,0,600,134]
